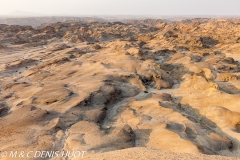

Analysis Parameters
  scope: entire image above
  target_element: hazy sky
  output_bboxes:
[1,0,240,16]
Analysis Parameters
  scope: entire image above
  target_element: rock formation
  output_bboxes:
[0,18,240,159]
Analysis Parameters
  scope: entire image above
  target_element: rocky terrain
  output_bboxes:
[1,18,240,159]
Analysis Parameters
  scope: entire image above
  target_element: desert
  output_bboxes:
[0,17,240,159]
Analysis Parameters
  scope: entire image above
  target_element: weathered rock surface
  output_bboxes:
[1,18,240,159]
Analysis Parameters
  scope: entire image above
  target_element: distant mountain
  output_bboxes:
[0,16,106,27]
[7,10,44,17]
